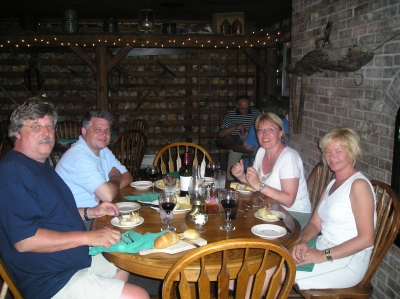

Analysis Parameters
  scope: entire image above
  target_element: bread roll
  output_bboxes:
[154,232,179,249]
[183,229,199,240]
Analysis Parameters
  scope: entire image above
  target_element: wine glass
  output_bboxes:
[159,194,177,231]
[206,161,220,178]
[146,165,160,193]
[238,128,247,144]
[194,213,208,233]
[220,190,239,231]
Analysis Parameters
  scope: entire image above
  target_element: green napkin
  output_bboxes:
[89,230,165,255]
[124,193,160,202]
[57,138,77,144]
[167,171,179,178]
[296,238,317,272]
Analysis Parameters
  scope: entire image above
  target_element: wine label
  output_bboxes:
[180,176,191,191]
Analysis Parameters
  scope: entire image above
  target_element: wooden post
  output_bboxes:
[290,75,298,133]
[290,74,307,134]
[266,48,278,96]
[96,46,108,110]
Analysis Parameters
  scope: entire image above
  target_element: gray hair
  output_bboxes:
[82,109,114,129]
[8,97,57,140]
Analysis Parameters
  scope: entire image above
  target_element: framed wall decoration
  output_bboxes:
[281,42,291,97]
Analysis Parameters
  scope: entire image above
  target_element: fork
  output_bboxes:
[124,234,135,243]
[117,215,125,221]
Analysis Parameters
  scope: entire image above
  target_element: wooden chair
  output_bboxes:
[0,257,23,299]
[290,179,400,299]
[307,161,335,212]
[126,119,148,137]
[109,129,147,180]
[55,120,81,140]
[162,238,296,299]
[153,142,212,175]
[48,120,81,166]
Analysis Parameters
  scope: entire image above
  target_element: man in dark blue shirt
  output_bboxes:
[0,98,149,299]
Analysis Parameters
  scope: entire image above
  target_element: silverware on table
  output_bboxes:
[117,215,125,221]
[180,237,200,248]
[279,217,291,233]
[124,234,135,243]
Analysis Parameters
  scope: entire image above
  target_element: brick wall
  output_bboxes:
[291,0,400,297]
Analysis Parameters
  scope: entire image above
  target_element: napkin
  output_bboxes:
[296,238,317,272]
[124,193,160,202]
[89,230,165,255]
[57,138,77,144]
[167,171,179,178]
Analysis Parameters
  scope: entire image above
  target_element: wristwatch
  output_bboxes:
[259,183,266,192]
[83,208,90,221]
[325,249,333,262]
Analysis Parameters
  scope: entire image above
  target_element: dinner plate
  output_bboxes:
[155,179,164,189]
[203,177,214,184]
[254,210,286,222]
[116,202,141,214]
[111,215,144,228]
[149,200,191,214]
[251,224,287,239]
[237,189,255,194]
[130,181,152,190]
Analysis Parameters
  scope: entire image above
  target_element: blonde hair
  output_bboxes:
[319,127,362,166]
[255,112,286,143]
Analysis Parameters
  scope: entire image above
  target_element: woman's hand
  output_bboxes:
[291,242,325,265]
[245,166,261,189]
[231,159,246,182]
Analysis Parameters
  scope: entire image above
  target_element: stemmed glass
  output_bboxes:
[238,128,247,144]
[194,213,208,233]
[220,190,239,231]
[206,161,220,178]
[146,165,160,193]
[159,194,177,231]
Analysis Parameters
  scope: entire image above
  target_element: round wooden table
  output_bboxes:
[91,184,301,280]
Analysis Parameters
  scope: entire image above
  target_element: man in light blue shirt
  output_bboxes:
[56,110,133,209]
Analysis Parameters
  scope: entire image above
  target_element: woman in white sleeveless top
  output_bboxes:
[292,127,376,289]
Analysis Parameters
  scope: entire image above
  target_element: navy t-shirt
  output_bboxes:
[0,150,90,299]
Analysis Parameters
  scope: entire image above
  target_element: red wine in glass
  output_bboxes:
[146,165,160,193]
[220,196,238,231]
[160,202,176,214]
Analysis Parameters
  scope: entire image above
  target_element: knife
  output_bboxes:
[137,202,160,208]
[180,237,201,248]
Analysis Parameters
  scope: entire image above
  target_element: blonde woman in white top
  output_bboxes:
[231,112,311,228]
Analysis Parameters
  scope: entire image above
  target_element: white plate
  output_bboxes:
[251,224,287,239]
[116,202,141,214]
[130,181,152,190]
[254,210,286,222]
[149,200,191,214]
[237,190,254,194]
[155,179,164,189]
[203,177,214,184]
[111,215,144,228]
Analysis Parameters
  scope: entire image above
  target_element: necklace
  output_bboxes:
[257,164,273,182]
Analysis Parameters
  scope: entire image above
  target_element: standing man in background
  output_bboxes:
[219,95,261,180]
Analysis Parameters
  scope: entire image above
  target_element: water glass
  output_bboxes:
[163,175,176,195]
[214,170,226,190]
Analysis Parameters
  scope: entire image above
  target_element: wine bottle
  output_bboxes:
[179,152,192,196]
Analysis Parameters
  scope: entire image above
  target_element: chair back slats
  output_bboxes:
[162,238,296,299]
[110,129,147,180]
[359,180,400,290]
[153,142,212,175]
[307,161,335,211]
[56,120,80,140]
[126,119,148,136]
